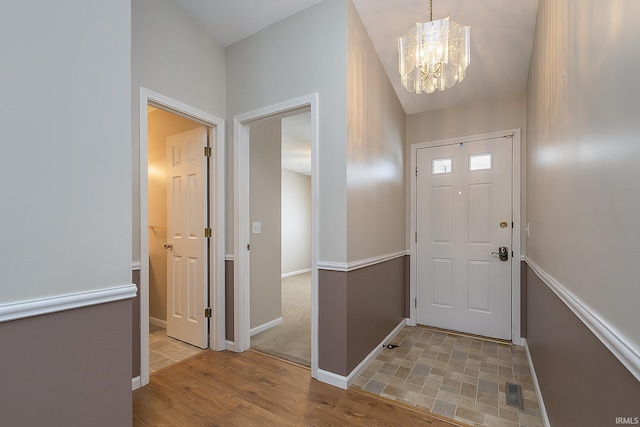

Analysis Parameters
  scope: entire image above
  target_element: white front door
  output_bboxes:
[166,127,208,348]
[416,137,512,339]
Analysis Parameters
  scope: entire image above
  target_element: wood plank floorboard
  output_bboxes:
[133,350,468,426]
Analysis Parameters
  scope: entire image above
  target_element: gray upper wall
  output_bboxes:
[526,0,640,355]
[226,0,406,263]
[225,0,348,261]
[1,0,132,302]
[346,0,407,262]
[131,0,226,263]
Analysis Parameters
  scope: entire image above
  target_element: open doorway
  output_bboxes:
[233,93,319,378]
[137,88,225,389]
[249,112,312,366]
[147,106,207,372]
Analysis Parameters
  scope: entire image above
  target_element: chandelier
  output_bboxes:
[398,0,470,94]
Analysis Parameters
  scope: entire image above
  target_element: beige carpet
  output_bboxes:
[251,272,311,366]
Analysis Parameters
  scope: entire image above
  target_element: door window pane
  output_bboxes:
[432,158,452,174]
[469,153,492,171]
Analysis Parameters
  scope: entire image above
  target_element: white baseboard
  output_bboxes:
[523,338,551,427]
[316,368,349,389]
[149,316,167,329]
[132,376,141,391]
[282,268,311,278]
[317,319,407,390]
[250,317,283,337]
[226,340,236,351]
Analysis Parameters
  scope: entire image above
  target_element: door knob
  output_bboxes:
[163,243,173,250]
[492,246,509,261]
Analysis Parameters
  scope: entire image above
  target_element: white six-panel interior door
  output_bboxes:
[416,137,513,340]
[166,127,208,349]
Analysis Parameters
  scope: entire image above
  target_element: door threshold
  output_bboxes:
[353,388,472,427]
[415,324,512,346]
[248,349,311,371]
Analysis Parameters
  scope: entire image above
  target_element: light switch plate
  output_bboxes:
[252,222,261,234]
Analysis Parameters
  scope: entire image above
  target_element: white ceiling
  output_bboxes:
[174,0,539,115]
[173,0,326,48]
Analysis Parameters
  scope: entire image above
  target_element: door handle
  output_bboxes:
[163,243,173,250]
[492,246,509,261]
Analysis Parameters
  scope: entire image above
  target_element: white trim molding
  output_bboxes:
[409,129,522,343]
[317,319,406,389]
[132,376,141,391]
[225,254,235,262]
[524,256,640,382]
[0,284,137,323]
[523,339,551,427]
[225,340,236,351]
[132,261,141,271]
[234,93,320,380]
[250,317,283,337]
[139,87,227,388]
[318,251,407,272]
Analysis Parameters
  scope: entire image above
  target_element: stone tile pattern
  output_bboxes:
[149,324,203,373]
[351,326,544,427]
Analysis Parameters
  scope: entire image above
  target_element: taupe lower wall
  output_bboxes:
[0,300,133,426]
[318,269,348,375]
[132,269,141,378]
[225,260,235,342]
[525,262,640,426]
[520,261,527,338]
[405,256,411,319]
[319,256,407,376]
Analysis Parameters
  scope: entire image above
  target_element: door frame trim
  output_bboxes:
[233,93,319,378]
[138,88,226,388]
[409,129,522,344]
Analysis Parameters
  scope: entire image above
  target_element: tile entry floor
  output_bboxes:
[351,326,544,427]
[149,324,204,373]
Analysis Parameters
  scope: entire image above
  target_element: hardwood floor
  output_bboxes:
[133,350,468,426]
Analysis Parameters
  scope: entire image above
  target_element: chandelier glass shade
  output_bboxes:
[398,3,470,94]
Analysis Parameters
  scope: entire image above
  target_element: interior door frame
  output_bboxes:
[233,93,319,378]
[138,88,226,388]
[409,129,522,345]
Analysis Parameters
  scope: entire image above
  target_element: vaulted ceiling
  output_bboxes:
[173,0,539,115]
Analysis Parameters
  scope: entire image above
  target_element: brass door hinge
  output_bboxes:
[204,228,212,238]
[204,307,212,318]
[204,146,212,157]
